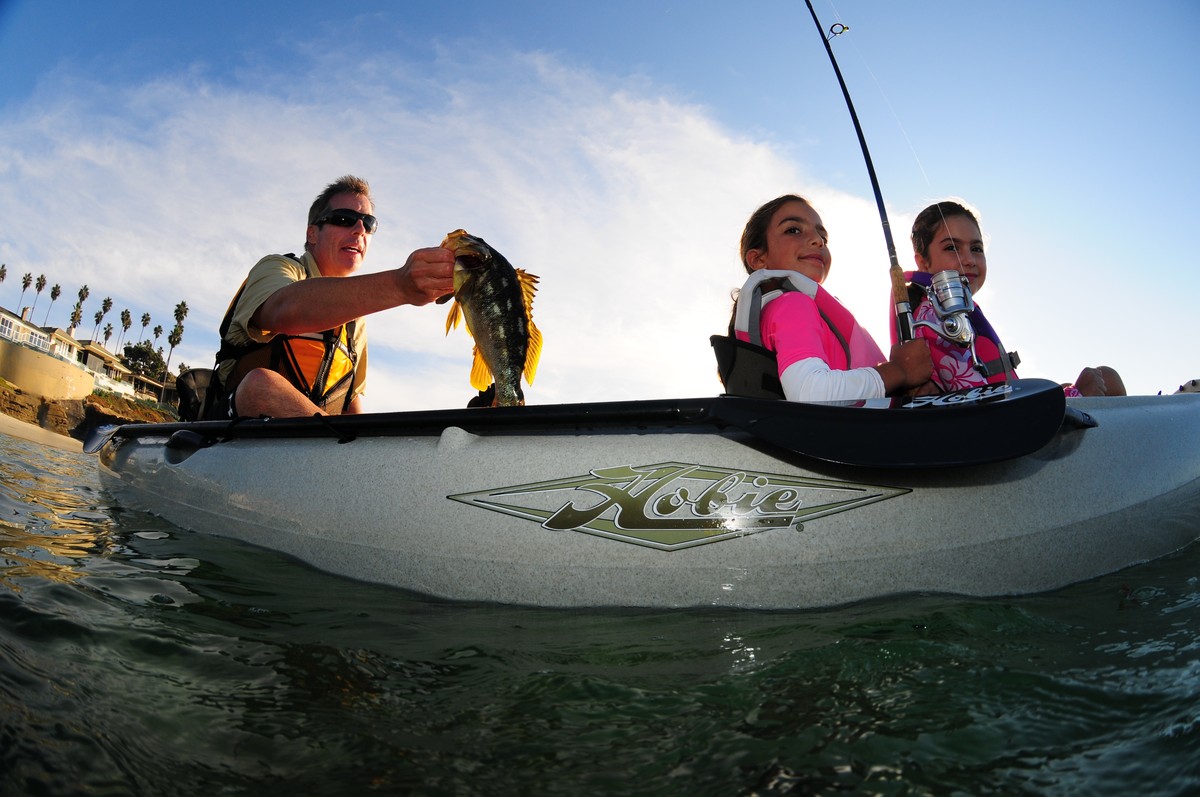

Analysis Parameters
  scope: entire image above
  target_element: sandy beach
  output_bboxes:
[0,412,84,452]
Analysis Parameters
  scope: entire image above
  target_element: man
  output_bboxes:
[212,175,454,417]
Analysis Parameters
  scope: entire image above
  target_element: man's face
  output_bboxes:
[307,192,374,277]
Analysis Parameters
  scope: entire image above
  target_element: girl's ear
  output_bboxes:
[745,248,766,271]
[913,251,931,272]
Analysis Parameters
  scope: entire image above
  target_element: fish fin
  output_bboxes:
[516,269,539,311]
[523,319,542,385]
[516,269,541,384]
[445,300,462,335]
[469,344,493,392]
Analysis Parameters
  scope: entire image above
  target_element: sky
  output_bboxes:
[0,0,1196,410]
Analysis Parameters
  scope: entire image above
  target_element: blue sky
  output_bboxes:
[1,0,1196,408]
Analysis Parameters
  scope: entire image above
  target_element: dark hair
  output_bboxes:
[727,194,814,333]
[910,200,979,260]
[307,175,373,226]
[304,175,373,253]
[739,194,813,274]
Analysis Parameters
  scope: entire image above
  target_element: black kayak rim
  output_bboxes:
[88,378,1078,469]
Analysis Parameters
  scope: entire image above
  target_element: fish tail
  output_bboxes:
[493,381,524,407]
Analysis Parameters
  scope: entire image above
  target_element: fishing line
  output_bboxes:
[819,1,968,275]
[826,17,933,188]
[803,0,913,342]
[808,6,981,368]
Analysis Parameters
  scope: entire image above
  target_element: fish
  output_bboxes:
[441,229,542,407]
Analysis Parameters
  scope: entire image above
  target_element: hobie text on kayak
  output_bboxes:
[449,462,907,551]
[901,382,1014,409]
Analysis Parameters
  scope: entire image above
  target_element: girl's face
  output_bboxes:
[746,200,832,283]
[915,215,987,294]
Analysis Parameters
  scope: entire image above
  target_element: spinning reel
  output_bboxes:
[911,270,991,377]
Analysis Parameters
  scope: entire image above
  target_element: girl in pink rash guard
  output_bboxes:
[730,194,932,402]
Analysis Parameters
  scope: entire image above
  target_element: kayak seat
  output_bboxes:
[710,335,785,400]
[176,368,215,422]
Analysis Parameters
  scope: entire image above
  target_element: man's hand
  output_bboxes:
[396,247,455,306]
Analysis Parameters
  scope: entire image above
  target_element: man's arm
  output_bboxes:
[253,247,455,335]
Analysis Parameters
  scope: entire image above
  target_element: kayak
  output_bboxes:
[92,379,1200,609]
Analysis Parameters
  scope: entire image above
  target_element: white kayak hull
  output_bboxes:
[96,393,1200,609]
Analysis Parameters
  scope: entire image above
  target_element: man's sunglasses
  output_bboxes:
[313,209,379,234]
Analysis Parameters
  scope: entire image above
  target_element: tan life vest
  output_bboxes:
[213,258,361,414]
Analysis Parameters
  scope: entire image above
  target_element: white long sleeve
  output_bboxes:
[779,357,886,403]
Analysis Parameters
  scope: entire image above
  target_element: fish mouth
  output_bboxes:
[442,229,493,271]
[453,254,488,271]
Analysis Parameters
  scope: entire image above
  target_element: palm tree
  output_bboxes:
[0,263,6,288]
[159,301,191,397]
[43,284,61,326]
[117,309,132,349]
[138,312,151,342]
[92,296,112,339]
[18,273,32,309]
[103,322,114,351]
[153,324,163,344]
[73,286,90,332]
[29,275,47,316]
[161,323,185,400]
[68,302,83,337]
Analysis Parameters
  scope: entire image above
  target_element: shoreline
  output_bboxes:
[0,388,176,454]
[0,410,84,452]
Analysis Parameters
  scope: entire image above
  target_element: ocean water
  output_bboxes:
[1,430,1198,796]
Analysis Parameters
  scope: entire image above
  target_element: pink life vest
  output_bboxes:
[713,270,885,399]
[895,270,1019,391]
[734,270,885,367]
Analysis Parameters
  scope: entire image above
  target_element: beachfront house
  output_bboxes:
[0,303,143,400]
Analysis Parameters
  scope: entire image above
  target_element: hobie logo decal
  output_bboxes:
[448,462,907,551]
[902,382,1013,408]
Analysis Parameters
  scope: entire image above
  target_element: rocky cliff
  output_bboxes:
[0,382,176,441]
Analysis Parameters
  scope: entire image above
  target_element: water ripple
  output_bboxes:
[2,431,1198,795]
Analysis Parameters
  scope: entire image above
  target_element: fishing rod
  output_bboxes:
[803,0,914,343]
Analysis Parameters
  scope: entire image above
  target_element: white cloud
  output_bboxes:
[6,37,1189,410]
[4,43,896,410]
